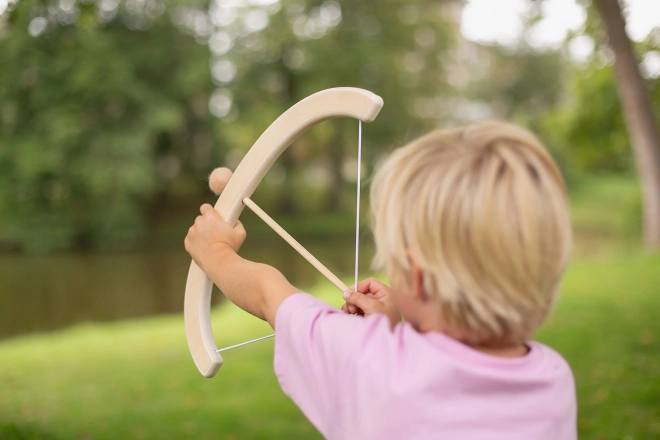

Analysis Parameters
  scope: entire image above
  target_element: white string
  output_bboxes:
[218,120,364,352]
[216,334,275,352]
[354,120,362,291]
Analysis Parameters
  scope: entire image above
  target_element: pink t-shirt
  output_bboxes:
[274,293,576,440]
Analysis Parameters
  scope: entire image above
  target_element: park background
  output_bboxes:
[0,0,659,438]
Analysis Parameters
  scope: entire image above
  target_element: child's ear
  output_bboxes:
[406,249,428,302]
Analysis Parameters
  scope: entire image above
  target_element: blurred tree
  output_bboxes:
[595,0,660,249]
[0,0,214,252]
[460,0,660,221]
[539,64,635,176]
[453,6,573,174]
[465,44,566,124]
[0,0,466,251]
[201,0,457,212]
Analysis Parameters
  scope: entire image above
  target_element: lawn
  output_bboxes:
[1,174,658,439]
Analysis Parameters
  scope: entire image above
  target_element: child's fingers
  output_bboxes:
[200,203,216,216]
[355,278,373,293]
[356,278,390,300]
[342,290,380,314]
[342,304,358,314]
[234,220,247,242]
[340,303,360,314]
[356,277,387,294]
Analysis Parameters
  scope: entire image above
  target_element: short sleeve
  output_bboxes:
[273,293,393,437]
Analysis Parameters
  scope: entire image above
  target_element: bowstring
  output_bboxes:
[354,120,362,291]
[217,120,363,353]
[216,334,275,352]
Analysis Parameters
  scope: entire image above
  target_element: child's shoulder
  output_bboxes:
[277,292,573,381]
[275,293,576,439]
[395,323,574,380]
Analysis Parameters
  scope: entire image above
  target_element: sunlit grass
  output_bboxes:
[538,253,660,439]
[1,254,659,439]
[0,284,346,440]
[0,316,282,439]
[569,174,641,256]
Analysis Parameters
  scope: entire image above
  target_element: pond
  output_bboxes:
[0,233,375,340]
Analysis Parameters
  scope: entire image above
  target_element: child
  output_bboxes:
[184,121,576,439]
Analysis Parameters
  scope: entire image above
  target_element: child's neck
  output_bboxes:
[416,320,530,358]
[472,344,529,358]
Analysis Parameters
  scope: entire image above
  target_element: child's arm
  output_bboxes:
[184,203,298,328]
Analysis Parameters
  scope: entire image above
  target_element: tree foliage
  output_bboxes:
[539,24,660,178]
[0,0,458,252]
[4,0,657,252]
[204,0,456,211]
[0,0,214,251]
[462,3,660,180]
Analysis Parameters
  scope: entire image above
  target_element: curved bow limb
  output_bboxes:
[185,87,384,377]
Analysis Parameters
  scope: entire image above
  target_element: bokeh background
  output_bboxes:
[1,0,659,438]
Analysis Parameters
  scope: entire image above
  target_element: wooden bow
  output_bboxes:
[184,87,384,377]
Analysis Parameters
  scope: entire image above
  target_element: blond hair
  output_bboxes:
[370,121,572,346]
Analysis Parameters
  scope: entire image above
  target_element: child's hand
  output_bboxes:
[341,278,401,327]
[184,204,246,273]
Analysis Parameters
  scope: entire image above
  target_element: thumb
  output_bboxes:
[342,290,381,314]
[200,203,219,217]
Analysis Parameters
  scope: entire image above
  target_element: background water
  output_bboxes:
[0,232,374,340]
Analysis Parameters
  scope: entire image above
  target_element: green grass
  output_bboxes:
[537,254,660,438]
[569,174,642,256]
[0,291,329,440]
[2,174,659,439]
[1,254,658,440]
